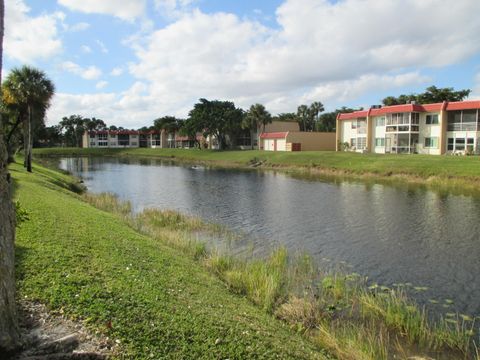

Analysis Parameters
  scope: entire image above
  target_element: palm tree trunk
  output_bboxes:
[26,104,32,172]
[23,114,28,168]
[0,0,20,351]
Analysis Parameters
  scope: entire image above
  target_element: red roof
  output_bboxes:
[446,100,480,111]
[338,100,480,120]
[260,132,288,139]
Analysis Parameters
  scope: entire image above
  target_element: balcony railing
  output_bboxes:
[447,123,477,131]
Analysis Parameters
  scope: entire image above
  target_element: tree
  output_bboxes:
[243,104,272,132]
[3,66,54,172]
[0,0,21,351]
[274,112,298,122]
[185,99,243,150]
[317,106,360,132]
[382,86,471,106]
[243,104,272,149]
[296,102,324,131]
[34,125,63,147]
[153,116,182,133]
[59,115,105,147]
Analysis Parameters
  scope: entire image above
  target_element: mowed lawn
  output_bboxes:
[34,147,480,179]
[11,162,327,359]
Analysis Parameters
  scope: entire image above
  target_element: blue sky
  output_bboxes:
[4,0,480,128]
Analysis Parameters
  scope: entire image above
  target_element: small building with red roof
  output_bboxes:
[336,100,480,155]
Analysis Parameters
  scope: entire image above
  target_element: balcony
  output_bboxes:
[447,123,477,131]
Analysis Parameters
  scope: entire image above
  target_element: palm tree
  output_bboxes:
[243,104,272,149]
[0,0,21,351]
[3,66,55,172]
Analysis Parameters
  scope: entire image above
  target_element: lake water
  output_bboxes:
[60,156,480,315]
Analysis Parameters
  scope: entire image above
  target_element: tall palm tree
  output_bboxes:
[3,66,55,172]
[243,104,272,149]
[0,0,21,351]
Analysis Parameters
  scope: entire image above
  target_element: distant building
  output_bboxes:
[260,131,336,151]
[336,100,480,155]
[83,130,200,149]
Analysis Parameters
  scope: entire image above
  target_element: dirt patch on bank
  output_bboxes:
[10,301,117,359]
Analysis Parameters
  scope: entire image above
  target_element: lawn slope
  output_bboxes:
[11,162,327,359]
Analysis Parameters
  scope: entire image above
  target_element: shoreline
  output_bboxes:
[34,147,480,196]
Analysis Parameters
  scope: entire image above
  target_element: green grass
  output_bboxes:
[12,161,328,359]
[33,147,480,193]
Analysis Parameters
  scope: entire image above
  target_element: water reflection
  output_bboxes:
[60,157,480,315]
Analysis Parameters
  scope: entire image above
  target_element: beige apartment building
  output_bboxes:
[336,100,480,155]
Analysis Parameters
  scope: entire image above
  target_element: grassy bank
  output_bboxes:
[12,161,327,359]
[33,147,480,193]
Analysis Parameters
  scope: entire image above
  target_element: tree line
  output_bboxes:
[1,63,473,158]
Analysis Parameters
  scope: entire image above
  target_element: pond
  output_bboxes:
[60,156,480,316]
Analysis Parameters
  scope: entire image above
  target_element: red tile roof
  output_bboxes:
[446,100,480,111]
[338,100,480,120]
[260,132,288,139]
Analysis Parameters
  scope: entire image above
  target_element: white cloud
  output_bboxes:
[48,0,480,127]
[154,0,196,18]
[5,0,62,63]
[126,0,480,117]
[96,81,109,89]
[68,22,90,32]
[96,40,109,54]
[57,0,146,21]
[81,45,92,53]
[47,85,160,128]
[110,67,124,76]
[61,61,102,80]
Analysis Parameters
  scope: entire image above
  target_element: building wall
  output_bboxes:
[286,132,336,151]
[371,116,386,154]
[264,121,299,133]
[340,120,355,145]
[417,112,441,155]
[263,139,275,151]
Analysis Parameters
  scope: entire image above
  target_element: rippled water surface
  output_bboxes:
[60,157,480,315]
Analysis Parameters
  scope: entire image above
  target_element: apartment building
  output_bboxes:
[336,100,480,155]
[83,130,166,148]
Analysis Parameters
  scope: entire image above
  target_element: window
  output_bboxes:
[424,137,438,148]
[448,110,478,131]
[455,138,465,151]
[447,138,454,151]
[467,138,474,152]
[131,142,138,146]
[351,122,357,129]
[110,134,116,138]
[376,117,385,127]
[89,133,95,138]
[350,138,356,147]
[90,141,95,146]
[98,133,107,140]
[426,114,439,125]
[411,113,420,124]
[98,141,108,147]
[357,137,367,149]
[375,138,385,147]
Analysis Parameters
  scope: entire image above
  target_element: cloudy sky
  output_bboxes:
[4,0,480,128]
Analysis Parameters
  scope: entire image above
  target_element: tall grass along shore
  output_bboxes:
[33,147,480,195]
[12,160,479,359]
